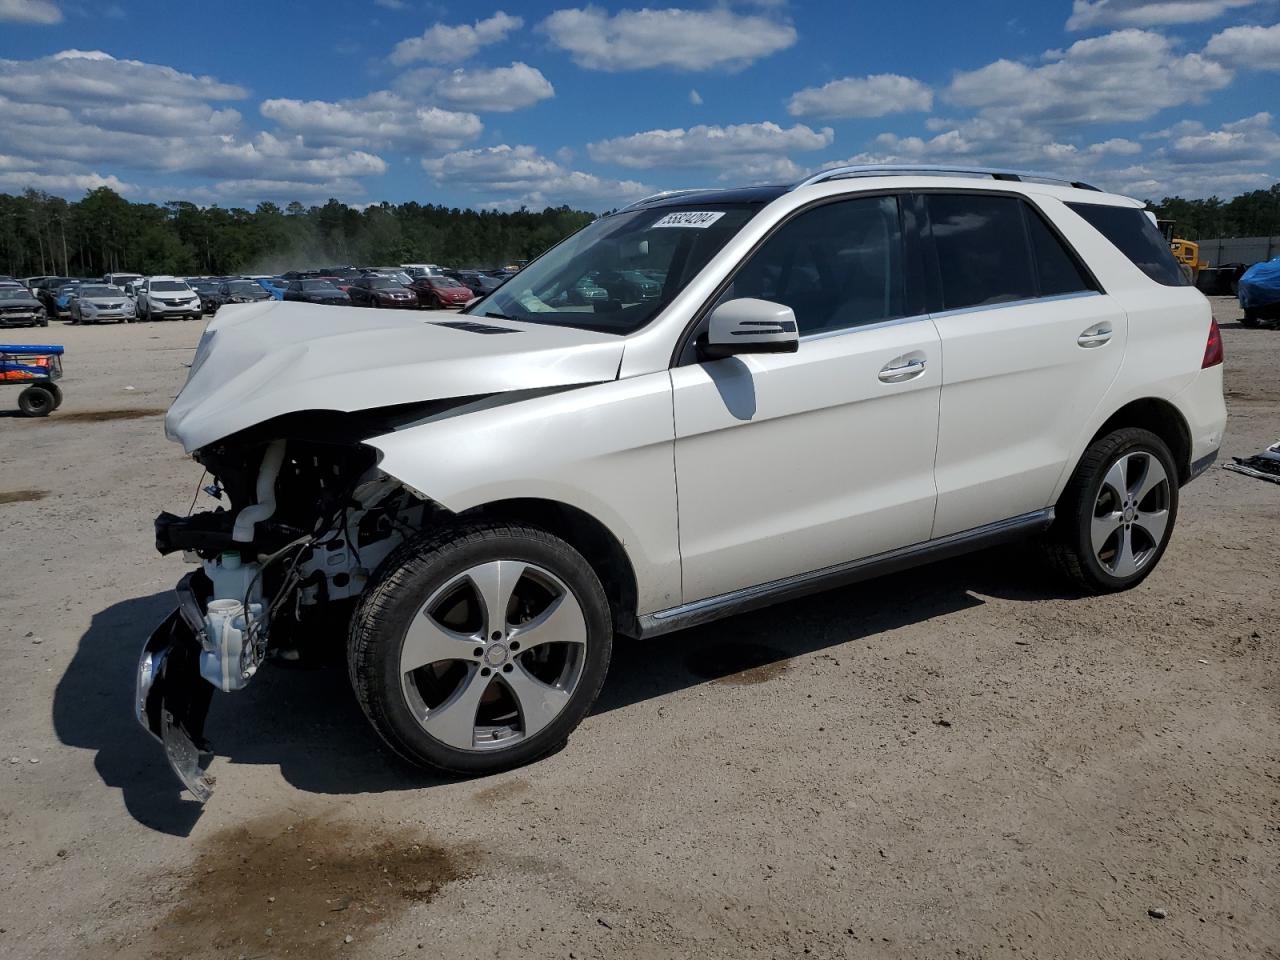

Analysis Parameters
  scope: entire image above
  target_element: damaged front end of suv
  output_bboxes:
[140,409,456,800]
[136,297,631,800]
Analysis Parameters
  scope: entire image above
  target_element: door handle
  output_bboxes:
[1077,323,1112,348]
[878,357,927,383]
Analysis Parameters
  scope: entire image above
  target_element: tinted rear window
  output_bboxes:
[1025,206,1096,296]
[927,194,1036,310]
[1066,202,1188,286]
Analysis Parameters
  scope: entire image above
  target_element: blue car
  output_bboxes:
[1238,257,1280,327]
[255,277,286,300]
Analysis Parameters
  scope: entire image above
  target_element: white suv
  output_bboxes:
[138,165,1226,800]
[137,276,202,321]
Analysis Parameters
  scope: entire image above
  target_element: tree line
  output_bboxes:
[0,187,596,279]
[1149,184,1280,241]
[2,182,1279,281]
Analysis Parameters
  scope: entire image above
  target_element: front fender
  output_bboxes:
[368,373,682,614]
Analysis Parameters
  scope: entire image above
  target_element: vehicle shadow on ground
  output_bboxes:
[53,546,1078,835]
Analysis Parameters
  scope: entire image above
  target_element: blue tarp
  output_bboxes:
[1238,257,1280,309]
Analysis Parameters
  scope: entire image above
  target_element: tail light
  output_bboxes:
[1202,318,1223,368]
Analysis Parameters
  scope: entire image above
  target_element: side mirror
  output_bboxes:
[701,297,799,360]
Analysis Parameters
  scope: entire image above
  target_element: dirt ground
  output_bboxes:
[0,299,1276,960]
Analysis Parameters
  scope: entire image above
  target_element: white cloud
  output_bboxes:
[539,6,796,72]
[689,89,703,105]
[947,30,1233,126]
[0,50,248,109]
[423,143,652,209]
[0,0,61,24]
[260,92,482,150]
[394,62,554,112]
[787,74,933,120]
[1067,0,1261,30]
[1204,22,1280,69]
[0,169,131,194]
[588,121,833,169]
[1087,137,1143,156]
[390,11,523,66]
[373,0,406,8]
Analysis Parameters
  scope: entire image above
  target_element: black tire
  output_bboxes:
[18,385,55,417]
[1241,309,1260,328]
[38,314,48,327]
[46,383,63,409]
[349,521,613,775]
[1042,427,1179,593]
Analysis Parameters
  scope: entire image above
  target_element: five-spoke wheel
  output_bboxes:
[400,560,588,752]
[1044,427,1179,593]
[349,522,612,774]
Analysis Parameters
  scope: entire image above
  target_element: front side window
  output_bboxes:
[467,203,760,335]
[714,195,906,336]
[1066,201,1189,286]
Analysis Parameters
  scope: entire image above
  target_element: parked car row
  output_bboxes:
[1,262,519,327]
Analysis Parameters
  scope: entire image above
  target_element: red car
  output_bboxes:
[410,275,474,309]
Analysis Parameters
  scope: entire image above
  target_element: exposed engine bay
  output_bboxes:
[139,414,445,799]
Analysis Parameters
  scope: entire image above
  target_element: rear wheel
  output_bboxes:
[1042,428,1178,593]
[46,383,63,409]
[18,385,55,417]
[349,522,613,775]
[1241,309,1260,328]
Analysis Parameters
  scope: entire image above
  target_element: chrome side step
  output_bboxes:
[637,509,1054,639]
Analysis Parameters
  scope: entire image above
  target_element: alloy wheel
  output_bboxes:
[399,560,588,752]
[1091,451,1171,578]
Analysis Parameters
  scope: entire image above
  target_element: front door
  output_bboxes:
[671,194,942,604]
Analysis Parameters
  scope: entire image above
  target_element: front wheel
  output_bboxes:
[1042,428,1179,593]
[349,522,613,775]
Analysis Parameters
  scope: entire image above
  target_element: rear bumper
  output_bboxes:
[1173,365,1228,482]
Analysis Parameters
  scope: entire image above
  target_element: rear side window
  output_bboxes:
[1066,202,1189,286]
[1025,206,1096,296]
[927,194,1037,310]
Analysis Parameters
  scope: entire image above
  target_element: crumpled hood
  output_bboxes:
[165,300,625,452]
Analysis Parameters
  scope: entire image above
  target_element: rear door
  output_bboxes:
[922,191,1127,537]
[671,193,942,603]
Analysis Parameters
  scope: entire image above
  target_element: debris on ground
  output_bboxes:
[1224,439,1280,484]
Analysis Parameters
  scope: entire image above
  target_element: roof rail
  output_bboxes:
[617,188,708,213]
[793,164,1101,192]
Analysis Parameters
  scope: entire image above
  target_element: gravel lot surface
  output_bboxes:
[0,299,1276,959]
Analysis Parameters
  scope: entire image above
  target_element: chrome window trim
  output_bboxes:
[926,289,1101,321]
[799,312,931,342]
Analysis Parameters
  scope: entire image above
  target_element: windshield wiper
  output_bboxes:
[484,311,513,321]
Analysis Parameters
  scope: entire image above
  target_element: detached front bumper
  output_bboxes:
[136,572,217,802]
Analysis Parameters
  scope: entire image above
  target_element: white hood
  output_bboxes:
[165,300,625,452]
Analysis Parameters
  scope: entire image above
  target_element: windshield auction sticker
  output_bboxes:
[651,211,726,228]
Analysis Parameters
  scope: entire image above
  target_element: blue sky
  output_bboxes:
[0,0,1277,209]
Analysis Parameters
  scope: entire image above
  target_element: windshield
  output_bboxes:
[225,282,269,298]
[79,285,120,297]
[466,204,759,334]
[434,277,465,288]
[300,280,340,291]
[368,278,404,290]
[151,281,191,292]
[0,289,33,300]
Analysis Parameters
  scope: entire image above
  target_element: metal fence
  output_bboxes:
[1197,236,1280,267]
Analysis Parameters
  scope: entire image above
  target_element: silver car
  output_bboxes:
[70,284,135,324]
